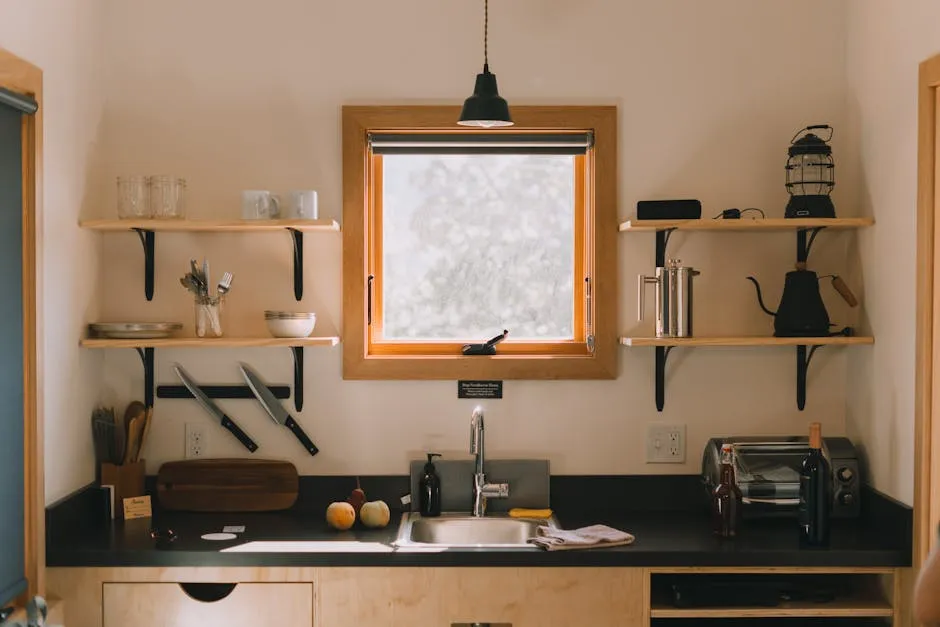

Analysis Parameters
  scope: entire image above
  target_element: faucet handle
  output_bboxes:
[481,482,510,499]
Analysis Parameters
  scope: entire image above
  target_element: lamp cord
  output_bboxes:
[483,0,489,72]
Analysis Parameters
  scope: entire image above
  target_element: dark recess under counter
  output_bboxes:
[45,475,911,569]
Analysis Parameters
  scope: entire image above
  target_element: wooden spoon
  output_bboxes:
[135,408,153,463]
[122,401,146,465]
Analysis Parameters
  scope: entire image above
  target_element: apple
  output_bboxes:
[359,500,391,528]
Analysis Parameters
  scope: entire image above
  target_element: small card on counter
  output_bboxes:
[123,495,153,520]
[222,525,245,533]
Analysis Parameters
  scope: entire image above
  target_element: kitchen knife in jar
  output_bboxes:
[173,364,259,453]
[239,363,319,456]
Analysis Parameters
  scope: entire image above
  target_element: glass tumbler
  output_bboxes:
[151,176,186,219]
[194,297,223,338]
[117,176,151,219]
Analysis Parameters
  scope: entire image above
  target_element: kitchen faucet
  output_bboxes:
[470,406,509,517]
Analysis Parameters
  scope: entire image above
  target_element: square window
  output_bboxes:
[380,153,576,342]
[343,106,617,379]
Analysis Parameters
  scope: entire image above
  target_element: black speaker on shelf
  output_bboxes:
[637,199,702,220]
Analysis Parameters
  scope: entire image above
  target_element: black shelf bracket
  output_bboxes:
[655,345,675,411]
[655,228,676,267]
[289,228,303,301]
[133,228,156,301]
[291,346,304,412]
[796,344,823,411]
[796,227,825,264]
[135,346,155,408]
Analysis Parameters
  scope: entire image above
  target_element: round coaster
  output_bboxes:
[201,532,237,541]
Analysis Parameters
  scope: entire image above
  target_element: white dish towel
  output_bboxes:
[529,524,636,551]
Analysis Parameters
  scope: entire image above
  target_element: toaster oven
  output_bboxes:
[702,436,861,519]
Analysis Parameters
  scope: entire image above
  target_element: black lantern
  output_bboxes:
[785,125,835,218]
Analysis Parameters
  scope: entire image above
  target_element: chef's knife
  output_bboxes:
[239,363,319,456]
[173,364,258,453]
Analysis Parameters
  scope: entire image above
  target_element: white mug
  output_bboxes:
[287,190,318,220]
[242,190,280,220]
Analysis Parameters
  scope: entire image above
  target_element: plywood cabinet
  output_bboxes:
[316,567,646,627]
[102,582,313,627]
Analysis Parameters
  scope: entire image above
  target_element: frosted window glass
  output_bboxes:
[381,154,575,341]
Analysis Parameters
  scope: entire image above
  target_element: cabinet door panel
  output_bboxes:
[103,582,312,627]
[317,567,644,627]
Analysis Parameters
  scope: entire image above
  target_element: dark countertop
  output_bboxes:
[46,508,910,568]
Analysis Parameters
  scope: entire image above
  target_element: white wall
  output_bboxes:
[91,0,859,478]
[0,1,106,503]
[844,1,940,506]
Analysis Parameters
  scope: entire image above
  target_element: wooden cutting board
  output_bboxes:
[157,459,299,512]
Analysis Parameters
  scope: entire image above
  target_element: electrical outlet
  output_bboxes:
[185,423,206,459]
[646,423,686,463]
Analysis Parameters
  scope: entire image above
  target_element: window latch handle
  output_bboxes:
[462,329,509,356]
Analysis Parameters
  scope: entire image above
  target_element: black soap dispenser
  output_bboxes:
[419,453,442,517]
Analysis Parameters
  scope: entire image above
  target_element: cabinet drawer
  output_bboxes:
[103,582,312,627]
[317,567,644,627]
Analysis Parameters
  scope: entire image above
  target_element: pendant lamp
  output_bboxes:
[458,0,513,127]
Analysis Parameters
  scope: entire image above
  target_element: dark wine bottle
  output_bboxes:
[799,422,831,546]
[712,444,742,538]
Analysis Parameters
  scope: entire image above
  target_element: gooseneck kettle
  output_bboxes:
[746,263,857,337]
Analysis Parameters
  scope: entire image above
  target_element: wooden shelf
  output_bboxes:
[79,218,341,232]
[618,217,873,232]
[81,336,340,349]
[621,336,875,347]
[649,596,893,619]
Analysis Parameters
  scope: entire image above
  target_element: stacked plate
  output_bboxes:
[264,311,316,338]
[90,322,183,339]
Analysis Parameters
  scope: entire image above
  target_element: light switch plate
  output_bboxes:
[646,423,686,463]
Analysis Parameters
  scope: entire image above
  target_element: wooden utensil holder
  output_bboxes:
[100,460,146,518]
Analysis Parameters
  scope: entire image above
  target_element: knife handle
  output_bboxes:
[285,415,319,456]
[221,414,258,453]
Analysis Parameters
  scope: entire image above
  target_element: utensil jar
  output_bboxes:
[194,297,223,337]
[638,259,701,338]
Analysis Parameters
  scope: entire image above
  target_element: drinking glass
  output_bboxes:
[117,176,151,219]
[151,176,186,219]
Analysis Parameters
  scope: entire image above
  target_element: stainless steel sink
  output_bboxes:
[394,512,557,548]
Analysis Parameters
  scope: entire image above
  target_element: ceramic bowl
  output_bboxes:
[264,311,316,338]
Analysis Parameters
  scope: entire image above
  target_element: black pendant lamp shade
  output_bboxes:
[458,0,513,127]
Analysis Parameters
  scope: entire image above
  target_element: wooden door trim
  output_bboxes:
[0,46,43,601]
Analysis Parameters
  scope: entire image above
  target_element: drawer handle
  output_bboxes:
[178,583,237,603]
[452,624,512,626]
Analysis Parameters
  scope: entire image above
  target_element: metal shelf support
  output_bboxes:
[654,228,676,267]
[796,344,823,411]
[291,346,304,412]
[796,227,824,264]
[655,345,675,411]
[135,346,155,408]
[133,228,155,301]
[289,228,303,301]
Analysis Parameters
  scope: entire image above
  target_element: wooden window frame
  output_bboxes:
[0,46,43,602]
[342,105,617,380]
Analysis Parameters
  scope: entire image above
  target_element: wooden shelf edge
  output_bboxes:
[649,603,894,619]
[80,336,341,348]
[619,217,874,232]
[79,219,341,232]
[620,336,875,347]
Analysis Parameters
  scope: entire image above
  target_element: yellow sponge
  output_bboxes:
[509,508,554,519]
